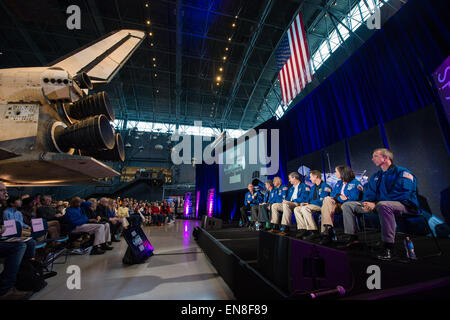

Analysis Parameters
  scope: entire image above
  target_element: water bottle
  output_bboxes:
[403,237,417,260]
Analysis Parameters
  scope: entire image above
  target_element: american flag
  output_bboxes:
[276,12,313,106]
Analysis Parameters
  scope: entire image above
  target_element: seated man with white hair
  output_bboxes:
[64,197,113,255]
[269,172,310,235]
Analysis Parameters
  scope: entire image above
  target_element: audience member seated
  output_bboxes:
[150,202,163,226]
[20,197,35,228]
[64,197,113,255]
[3,197,31,237]
[36,195,62,239]
[341,148,419,260]
[0,183,38,300]
[293,170,332,240]
[318,165,363,245]
[239,184,263,227]
[270,172,309,235]
[161,201,174,224]
[96,198,121,242]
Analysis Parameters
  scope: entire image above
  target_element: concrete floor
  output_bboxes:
[31,220,234,300]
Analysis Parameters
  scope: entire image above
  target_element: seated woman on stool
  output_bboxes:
[318,165,363,245]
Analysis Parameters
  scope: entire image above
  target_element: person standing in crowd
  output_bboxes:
[64,197,113,255]
[317,165,363,245]
[293,170,332,240]
[239,184,263,227]
[270,172,310,235]
[0,182,36,300]
[341,148,419,260]
[36,195,62,239]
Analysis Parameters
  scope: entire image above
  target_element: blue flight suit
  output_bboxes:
[330,179,363,203]
[306,181,331,207]
[285,183,310,203]
[272,185,288,203]
[240,190,263,225]
[259,188,276,224]
[362,165,419,208]
[342,165,419,244]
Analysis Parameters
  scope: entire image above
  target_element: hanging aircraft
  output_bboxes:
[0,29,145,186]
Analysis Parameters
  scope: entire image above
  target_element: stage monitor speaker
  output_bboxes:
[257,231,290,293]
[289,239,352,294]
[202,216,223,230]
[122,226,154,265]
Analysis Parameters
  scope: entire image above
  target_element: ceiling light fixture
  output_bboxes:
[223,56,227,60]
[228,37,231,41]
[219,67,223,72]
[216,76,221,81]
[146,20,151,25]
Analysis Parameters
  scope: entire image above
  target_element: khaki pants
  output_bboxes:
[72,223,111,246]
[320,196,341,232]
[294,204,322,230]
[271,202,302,226]
[47,220,61,239]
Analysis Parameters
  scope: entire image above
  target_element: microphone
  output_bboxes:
[310,286,346,299]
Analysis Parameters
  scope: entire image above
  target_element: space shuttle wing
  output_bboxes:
[49,29,145,86]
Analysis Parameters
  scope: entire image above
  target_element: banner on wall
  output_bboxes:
[432,56,450,124]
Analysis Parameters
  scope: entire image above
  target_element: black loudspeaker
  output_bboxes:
[202,216,223,230]
[289,238,352,294]
[257,231,290,293]
[258,232,352,295]
[122,226,154,265]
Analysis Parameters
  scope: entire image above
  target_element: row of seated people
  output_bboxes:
[240,148,419,261]
[0,190,175,299]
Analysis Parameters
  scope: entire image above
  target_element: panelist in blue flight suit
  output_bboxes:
[261,177,287,230]
[256,180,276,230]
[239,184,263,227]
[294,170,332,240]
[318,165,363,245]
[341,148,419,260]
[270,172,310,235]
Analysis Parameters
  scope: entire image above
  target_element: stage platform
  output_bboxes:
[195,225,450,300]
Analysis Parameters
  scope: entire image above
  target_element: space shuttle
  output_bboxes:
[0,29,145,186]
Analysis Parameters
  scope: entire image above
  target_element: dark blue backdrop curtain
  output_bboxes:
[256,0,450,182]
[195,0,450,219]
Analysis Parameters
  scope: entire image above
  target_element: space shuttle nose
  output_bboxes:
[65,91,115,121]
[55,114,115,151]
[73,72,93,90]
